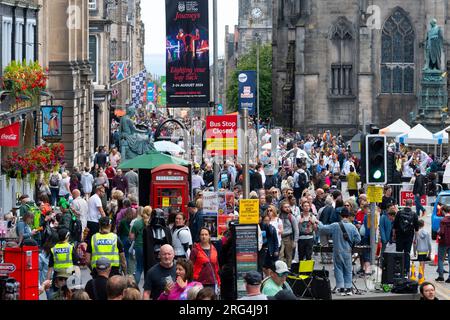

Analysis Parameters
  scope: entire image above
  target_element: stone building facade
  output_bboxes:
[224,0,272,112]
[39,0,94,169]
[272,0,450,136]
[237,0,272,56]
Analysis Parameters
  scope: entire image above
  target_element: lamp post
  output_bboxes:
[213,0,220,191]
[256,34,261,162]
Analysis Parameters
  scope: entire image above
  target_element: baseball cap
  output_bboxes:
[267,289,297,300]
[243,271,262,285]
[99,216,112,227]
[96,257,111,271]
[271,260,290,276]
[55,271,72,279]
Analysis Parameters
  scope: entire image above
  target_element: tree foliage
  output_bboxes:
[226,43,272,119]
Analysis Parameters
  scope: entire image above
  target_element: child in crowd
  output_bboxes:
[415,219,432,280]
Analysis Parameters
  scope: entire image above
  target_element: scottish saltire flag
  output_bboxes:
[131,69,147,107]
[110,61,130,81]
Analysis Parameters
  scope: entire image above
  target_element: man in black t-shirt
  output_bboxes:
[379,186,396,214]
[143,244,176,300]
[85,257,111,300]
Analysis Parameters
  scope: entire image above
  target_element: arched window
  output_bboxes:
[329,17,354,96]
[381,8,414,94]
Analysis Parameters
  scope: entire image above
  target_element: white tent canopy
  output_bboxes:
[433,126,450,145]
[380,119,411,137]
[395,124,437,144]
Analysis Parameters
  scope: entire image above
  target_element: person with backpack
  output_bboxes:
[49,171,62,207]
[392,199,419,276]
[58,197,82,245]
[278,201,299,268]
[318,207,361,296]
[435,205,450,282]
[293,163,309,205]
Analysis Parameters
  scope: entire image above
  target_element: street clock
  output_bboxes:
[251,7,263,19]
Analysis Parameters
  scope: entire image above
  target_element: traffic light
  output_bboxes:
[365,134,387,185]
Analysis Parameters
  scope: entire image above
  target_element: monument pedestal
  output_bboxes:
[414,69,448,132]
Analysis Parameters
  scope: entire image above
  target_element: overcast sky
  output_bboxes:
[141,0,239,75]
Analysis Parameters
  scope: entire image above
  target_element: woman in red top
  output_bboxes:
[190,228,221,292]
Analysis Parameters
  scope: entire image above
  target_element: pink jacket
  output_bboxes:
[157,281,203,300]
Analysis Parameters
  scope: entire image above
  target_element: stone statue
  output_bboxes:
[120,106,155,160]
[424,18,443,71]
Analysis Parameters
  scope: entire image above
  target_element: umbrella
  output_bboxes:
[154,141,185,153]
[119,150,190,170]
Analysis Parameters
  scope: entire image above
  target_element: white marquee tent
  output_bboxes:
[395,124,437,144]
[380,119,411,137]
[433,126,450,145]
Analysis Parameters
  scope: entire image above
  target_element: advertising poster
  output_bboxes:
[234,224,259,299]
[147,82,155,102]
[160,76,167,106]
[238,71,256,115]
[0,122,20,147]
[217,192,235,237]
[41,106,63,140]
[202,191,218,239]
[165,0,210,107]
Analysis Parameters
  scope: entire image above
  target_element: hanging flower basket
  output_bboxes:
[1,60,48,108]
[2,143,65,187]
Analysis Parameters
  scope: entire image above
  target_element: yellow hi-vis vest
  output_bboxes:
[91,232,120,268]
[51,242,74,272]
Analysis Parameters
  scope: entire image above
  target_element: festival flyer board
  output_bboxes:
[202,192,218,239]
[217,192,235,238]
[234,224,259,299]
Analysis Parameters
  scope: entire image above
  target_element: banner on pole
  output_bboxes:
[165,0,210,107]
[238,71,256,116]
[147,82,155,102]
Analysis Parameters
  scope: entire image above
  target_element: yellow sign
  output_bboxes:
[162,197,170,207]
[239,199,259,224]
[367,186,383,203]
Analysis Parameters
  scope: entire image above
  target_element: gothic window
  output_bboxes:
[381,8,414,94]
[329,17,354,96]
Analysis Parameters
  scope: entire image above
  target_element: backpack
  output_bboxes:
[69,211,82,243]
[25,203,41,230]
[438,219,450,247]
[296,171,308,188]
[398,210,414,234]
[50,174,59,187]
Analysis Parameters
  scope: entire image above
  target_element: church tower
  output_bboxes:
[237,0,272,57]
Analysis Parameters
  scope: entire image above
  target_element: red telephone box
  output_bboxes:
[151,164,190,219]
[4,246,39,300]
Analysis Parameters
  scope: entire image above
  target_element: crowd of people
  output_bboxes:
[2,122,450,301]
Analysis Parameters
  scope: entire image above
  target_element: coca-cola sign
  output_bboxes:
[0,122,20,147]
